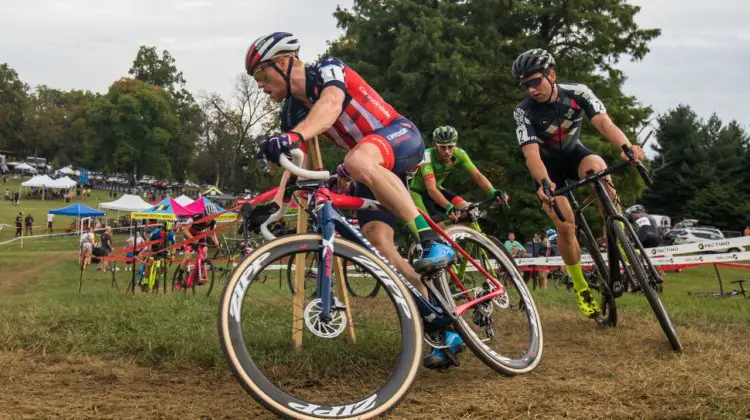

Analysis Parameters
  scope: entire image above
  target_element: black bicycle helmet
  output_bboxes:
[511,49,556,80]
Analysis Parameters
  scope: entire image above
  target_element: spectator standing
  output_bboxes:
[531,232,548,289]
[80,227,95,271]
[744,226,750,237]
[24,213,34,236]
[46,213,54,234]
[15,212,22,237]
[99,226,113,272]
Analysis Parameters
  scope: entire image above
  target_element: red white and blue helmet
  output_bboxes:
[245,32,300,74]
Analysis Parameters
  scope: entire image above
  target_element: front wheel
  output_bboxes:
[439,226,544,376]
[218,234,423,419]
[611,223,682,352]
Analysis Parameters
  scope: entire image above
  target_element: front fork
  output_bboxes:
[317,203,336,323]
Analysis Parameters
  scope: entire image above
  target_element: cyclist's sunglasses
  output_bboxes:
[519,77,544,90]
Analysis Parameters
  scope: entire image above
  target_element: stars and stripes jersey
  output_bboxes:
[513,83,606,157]
[280,57,401,150]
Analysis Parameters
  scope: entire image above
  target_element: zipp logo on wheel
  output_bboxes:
[229,252,271,322]
[288,393,378,417]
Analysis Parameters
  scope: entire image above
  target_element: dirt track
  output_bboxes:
[1,306,748,420]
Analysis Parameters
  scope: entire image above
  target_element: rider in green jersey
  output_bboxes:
[410,125,507,223]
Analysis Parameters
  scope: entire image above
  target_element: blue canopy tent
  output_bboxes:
[48,202,106,237]
[49,202,106,217]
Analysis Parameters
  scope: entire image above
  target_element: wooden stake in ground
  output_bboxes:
[292,137,356,349]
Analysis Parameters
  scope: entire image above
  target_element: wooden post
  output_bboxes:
[292,137,355,348]
[333,256,356,343]
[292,212,307,349]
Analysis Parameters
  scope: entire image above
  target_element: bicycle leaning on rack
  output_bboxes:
[546,145,682,352]
[217,149,543,419]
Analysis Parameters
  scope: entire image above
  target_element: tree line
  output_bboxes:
[1,0,748,238]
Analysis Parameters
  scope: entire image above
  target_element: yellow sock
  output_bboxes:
[566,262,587,291]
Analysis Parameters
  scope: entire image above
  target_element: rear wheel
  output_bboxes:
[611,223,682,352]
[438,226,543,376]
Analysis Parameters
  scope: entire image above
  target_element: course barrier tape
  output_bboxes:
[516,236,750,267]
[643,236,750,257]
[0,223,163,246]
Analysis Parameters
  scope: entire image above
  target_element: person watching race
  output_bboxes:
[246,31,460,369]
[409,125,508,223]
[511,48,645,319]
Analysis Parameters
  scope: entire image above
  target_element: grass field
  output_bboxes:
[1,233,750,419]
[0,177,130,244]
[1,183,749,418]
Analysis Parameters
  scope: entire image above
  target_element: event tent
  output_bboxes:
[13,162,37,173]
[131,197,193,220]
[59,166,76,175]
[184,197,236,222]
[21,175,55,187]
[203,186,223,197]
[48,176,77,189]
[99,194,153,212]
[174,194,195,206]
[49,202,106,217]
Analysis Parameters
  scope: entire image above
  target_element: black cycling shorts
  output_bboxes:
[536,143,596,189]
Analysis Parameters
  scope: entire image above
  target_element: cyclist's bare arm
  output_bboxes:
[425,176,453,209]
[291,87,345,141]
[521,144,554,200]
[270,91,344,205]
[590,114,644,161]
[467,167,494,195]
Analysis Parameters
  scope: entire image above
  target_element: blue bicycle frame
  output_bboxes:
[310,197,454,328]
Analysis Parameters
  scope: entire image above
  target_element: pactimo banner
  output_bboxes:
[515,236,750,267]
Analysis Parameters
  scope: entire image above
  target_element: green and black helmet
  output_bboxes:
[432,125,458,145]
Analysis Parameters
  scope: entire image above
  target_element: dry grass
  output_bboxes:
[0,304,748,419]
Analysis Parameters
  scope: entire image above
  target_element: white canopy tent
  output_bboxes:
[98,194,152,212]
[21,175,55,187]
[59,166,76,175]
[48,176,77,189]
[20,174,56,200]
[14,162,37,173]
[174,194,195,206]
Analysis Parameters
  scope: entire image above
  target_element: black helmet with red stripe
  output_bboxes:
[245,32,300,75]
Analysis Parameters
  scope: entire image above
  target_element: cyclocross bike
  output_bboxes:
[546,145,682,352]
[218,150,543,419]
[172,243,215,295]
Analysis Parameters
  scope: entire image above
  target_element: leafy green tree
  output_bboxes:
[87,78,179,181]
[129,46,200,181]
[328,0,659,240]
[194,75,278,192]
[685,183,750,230]
[0,63,29,154]
[644,106,750,224]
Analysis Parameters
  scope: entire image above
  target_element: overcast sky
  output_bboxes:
[1,0,748,139]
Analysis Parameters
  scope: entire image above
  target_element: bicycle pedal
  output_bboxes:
[444,346,463,367]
